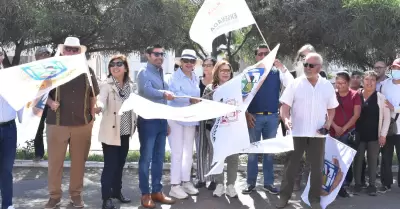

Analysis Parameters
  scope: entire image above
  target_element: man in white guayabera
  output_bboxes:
[278,53,338,209]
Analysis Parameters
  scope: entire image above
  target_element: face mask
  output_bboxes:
[392,70,400,80]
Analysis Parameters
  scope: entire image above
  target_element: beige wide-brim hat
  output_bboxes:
[57,37,87,54]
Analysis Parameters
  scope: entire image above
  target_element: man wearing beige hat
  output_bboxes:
[44,37,100,209]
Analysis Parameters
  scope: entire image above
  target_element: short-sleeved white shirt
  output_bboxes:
[280,75,339,137]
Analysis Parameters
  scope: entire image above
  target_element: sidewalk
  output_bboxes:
[12,167,400,209]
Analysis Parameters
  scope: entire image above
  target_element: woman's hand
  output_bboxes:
[385,100,394,111]
[379,136,386,147]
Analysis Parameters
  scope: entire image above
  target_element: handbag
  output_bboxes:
[337,93,359,147]
[387,113,399,136]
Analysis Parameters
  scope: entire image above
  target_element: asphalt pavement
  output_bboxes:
[11,167,400,209]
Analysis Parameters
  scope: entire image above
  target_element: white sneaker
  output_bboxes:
[169,185,189,199]
[182,182,199,195]
[213,184,225,197]
[226,184,238,198]
[7,206,15,209]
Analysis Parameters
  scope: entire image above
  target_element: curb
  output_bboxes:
[14,160,284,172]
[13,160,398,173]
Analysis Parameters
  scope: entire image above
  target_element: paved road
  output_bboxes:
[12,167,400,209]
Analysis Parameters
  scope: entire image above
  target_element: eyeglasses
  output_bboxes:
[109,61,124,67]
[220,68,232,73]
[151,52,165,57]
[257,52,269,57]
[303,63,320,68]
[373,66,386,70]
[182,59,196,64]
[202,64,214,68]
[64,46,80,53]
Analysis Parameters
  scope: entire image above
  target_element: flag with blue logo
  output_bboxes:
[0,54,88,110]
[301,136,357,209]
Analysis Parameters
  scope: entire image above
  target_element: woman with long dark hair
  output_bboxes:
[195,57,217,189]
[96,55,136,209]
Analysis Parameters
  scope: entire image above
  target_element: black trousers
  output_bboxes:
[101,135,130,200]
[34,105,48,158]
[380,134,400,187]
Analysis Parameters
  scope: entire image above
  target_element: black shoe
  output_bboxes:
[338,187,350,198]
[195,181,206,188]
[242,185,256,194]
[262,185,279,195]
[112,193,131,203]
[367,186,377,196]
[208,181,217,190]
[353,184,362,195]
[102,199,116,209]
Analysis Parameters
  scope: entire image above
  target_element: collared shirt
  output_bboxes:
[0,95,23,123]
[46,67,100,126]
[280,75,338,137]
[137,63,168,104]
[381,78,400,133]
[168,68,200,126]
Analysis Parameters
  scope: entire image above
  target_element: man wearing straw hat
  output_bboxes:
[44,37,100,209]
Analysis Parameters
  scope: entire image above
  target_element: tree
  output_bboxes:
[0,0,187,67]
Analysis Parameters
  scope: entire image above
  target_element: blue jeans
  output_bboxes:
[138,117,168,194]
[247,113,279,186]
[0,121,17,208]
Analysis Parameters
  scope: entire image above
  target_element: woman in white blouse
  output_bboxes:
[167,49,201,199]
[95,55,136,209]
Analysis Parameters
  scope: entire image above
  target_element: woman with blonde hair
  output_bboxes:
[96,55,136,209]
[202,60,238,198]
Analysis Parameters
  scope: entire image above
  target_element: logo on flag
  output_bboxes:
[322,157,343,196]
[241,68,265,97]
[21,61,68,80]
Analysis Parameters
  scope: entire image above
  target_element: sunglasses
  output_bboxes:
[220,68,232,73]
[182,59,196,64]
[202,64,214,68]
[64,46,80,53]
[257,52,269,57]
[109,61,124,67]
[151,52,165,57]
[303,63,319,68]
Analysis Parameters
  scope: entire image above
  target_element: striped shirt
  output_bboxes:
[280,75,338,137]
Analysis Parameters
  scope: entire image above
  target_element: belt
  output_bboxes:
[255,112,275,115]
[0,120,14,127]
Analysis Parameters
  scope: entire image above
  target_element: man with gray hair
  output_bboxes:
[32,47,52,162]
[278,53,338,209]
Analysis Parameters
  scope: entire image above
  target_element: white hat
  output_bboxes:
[181,49,197,60]
[58,37,87,53]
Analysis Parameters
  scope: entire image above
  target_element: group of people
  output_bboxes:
[0,36,399,209]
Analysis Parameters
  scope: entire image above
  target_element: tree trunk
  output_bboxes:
[12,39,25,66]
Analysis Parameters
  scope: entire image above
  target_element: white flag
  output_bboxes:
[301,136,357,209]
[0,54,88,110]
[206,45,281,176]
[189,0,256,52]
[18,94,48,144]
[118,93,237,122]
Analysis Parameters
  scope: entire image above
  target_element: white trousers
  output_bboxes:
[168,120,196,185]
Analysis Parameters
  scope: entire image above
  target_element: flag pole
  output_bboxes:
[254,22,270,51]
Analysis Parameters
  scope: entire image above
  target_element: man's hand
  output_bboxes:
[284,118,292,130]
[94,107,102,114]
[167,125,171,136]
[385,100,394,111]
[274,59,287,72]
[245,112,256,128]
[190,98,201,104]
[163,91,175,101]
[49,101,60,112]
[379,136,386,147]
